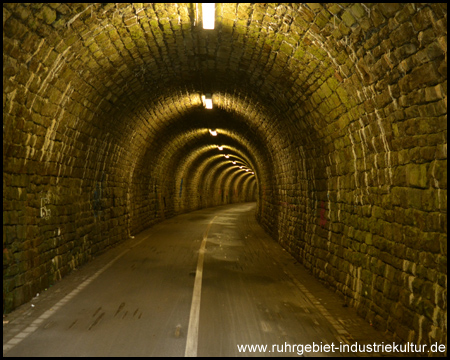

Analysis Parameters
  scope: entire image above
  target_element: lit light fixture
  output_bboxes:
[251,172,254,174]
[202,93,213,109]
[232,161,236,164]
[209,129,217,136]
[224,154,229,158]
[202,3,215,30]
[218,146,223,151]
[239,166,243,169]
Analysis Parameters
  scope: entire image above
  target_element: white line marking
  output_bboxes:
[3,234,151,355]
[282,269,352,344]
[185,216,216,357]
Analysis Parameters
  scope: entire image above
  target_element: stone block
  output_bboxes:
[405,163,428,189]
[412,7,434,31]
[379,3,401,18]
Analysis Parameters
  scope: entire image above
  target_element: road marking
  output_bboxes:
[282,269,352,344]
[3,234,151,355]
[256,224,353,344]
[185,216,216,357]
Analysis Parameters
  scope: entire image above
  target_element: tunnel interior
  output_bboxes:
[3,3,447,348]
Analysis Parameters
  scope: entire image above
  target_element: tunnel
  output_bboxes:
[3,2,447,354]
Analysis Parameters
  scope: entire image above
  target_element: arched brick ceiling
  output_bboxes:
[173,144,257,214]
[3,3,447,348]
[125,106,270,233]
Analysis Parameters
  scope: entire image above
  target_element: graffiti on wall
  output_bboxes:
[319,201,327,227]
[40,196,51,220]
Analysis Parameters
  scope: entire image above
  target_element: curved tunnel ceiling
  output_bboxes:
[3,2,447,348]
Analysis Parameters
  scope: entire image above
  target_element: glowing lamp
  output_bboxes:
[205,98,213,109]
[202,93,213,109]
[202,3,215,30]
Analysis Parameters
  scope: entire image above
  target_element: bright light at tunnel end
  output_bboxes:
[202,3,215,30]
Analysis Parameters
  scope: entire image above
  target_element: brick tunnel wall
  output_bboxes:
[3,3,447,349]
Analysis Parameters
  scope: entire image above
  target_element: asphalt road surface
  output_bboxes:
[3,203,391,357]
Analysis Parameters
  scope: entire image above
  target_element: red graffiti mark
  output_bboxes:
[319,201,327,227]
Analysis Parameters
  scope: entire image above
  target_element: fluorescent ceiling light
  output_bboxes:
[205,98,213,109]
[202,3,215,30]
[202,94,213,109]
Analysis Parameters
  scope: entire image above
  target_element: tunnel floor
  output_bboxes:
[4,203,393,357]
